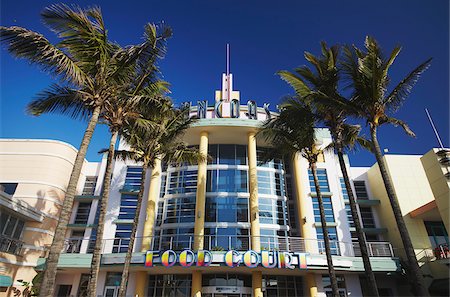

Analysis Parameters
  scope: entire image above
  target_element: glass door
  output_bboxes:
[104,286,119,297]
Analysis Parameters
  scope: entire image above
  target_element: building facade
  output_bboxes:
[2,72,447,296]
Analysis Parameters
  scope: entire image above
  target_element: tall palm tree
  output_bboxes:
[259,98,340,297]
[278,42,379,296]
[114,105,204,297]
[342,36,432,296]
[0,5,128,296]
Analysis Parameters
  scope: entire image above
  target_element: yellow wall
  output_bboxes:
[421,149,450,233]
[367,155,434,258]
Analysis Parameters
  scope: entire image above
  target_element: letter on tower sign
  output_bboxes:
[214,100,223,118]
[246,100,257,120]
[263,103,271,119]
[197,100,207,119]
[231,99,240,118]
[182,101,192,120]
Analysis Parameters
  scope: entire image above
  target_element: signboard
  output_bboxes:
[183,100,275,120]
[145,249,308,269]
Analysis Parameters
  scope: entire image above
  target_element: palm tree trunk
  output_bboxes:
[370,126,428,297]
[87,130,119,297]
[336,147,379,297]
[39,105,101,297]
[311,162,340,297]
[118,162,148,297]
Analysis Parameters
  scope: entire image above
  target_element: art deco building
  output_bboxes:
[1,71,447,297]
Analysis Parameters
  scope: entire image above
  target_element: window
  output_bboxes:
[345,204,355,228]
[312,197,335,223]
[262,276,303,297]
[257,171,285,196]
[316,227,339,255]
[163,196,196,224]
[204,228,249,251]
[205,197,248,223]
[77,274,89,297]
[259,198,288,225]
[207,169,248,192]
[113,224,132,253]
[167,170,197,194]
[360,207,376,228]
[353,180,369,200]
[158,228,194,251]
[123,166,143,191]
[56,285,72,297]
[147,275,192,297]
[74,202,91,224]
[82,176,97,195]
[203,274,251,287]
[256,148,283,169]
[0,212,25,239]
[323,275,347,297]
[339,178,349,200]
[308,169,330,192]
[118,194,138,220]
[424,221,449,248]
[0,183,18,195]
[208,144,248,165]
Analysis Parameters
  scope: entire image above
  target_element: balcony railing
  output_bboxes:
[0,235,24,256]
[60,235,395,258]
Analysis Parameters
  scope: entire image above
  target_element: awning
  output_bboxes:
[0,275,13,287]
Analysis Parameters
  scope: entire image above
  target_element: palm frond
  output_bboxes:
[384,58,432,112]
[379,116,416,137]
[27,84,91,120]
[278,70,312,97]
[0,26,90,86]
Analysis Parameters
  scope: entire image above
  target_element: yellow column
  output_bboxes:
[252,271,263,297]
[134,272,147,297]
[248,131,261,251]
[293,153,317,297]
[306,274,318,297]
[191,270,202,297]
[248,131,263,297]
[141,158,162,251]
[193,131,209,251]
[191,131,208,297]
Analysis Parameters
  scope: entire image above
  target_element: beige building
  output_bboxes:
[0,139,102,297]
[366,149,449,296]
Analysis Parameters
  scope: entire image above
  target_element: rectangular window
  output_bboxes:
[167,170,197,194]
[323,275,347,297]
[345,204,355,228]
[316,227,339,255]
[74,202,91,224]
[77,274,89,297]
[118,194,138,220]
[308,169,330,192]
[312,197,335,223]
[123,166,143,191]
[0,183,18,195]
[56,285,72,297]
[339,178,349,200]
[207,169,248,193]
[1,212,25,239]
[113,224,132,253]
[82,176,97,195]
[359,207,376,228]
[353,180,369,200]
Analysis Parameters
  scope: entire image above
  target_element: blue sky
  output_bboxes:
[1,0,448,166]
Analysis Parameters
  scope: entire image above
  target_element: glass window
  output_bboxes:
[167,170,197,194]
[312,197,335,223]
[123,166,143,191]
[323,275,347,297]
[105,272,122,286]
[316,227,339,255]
[339,178,349,200]
[204,227,249,251]
[353,180,369,200]
[82,177,97,195]
[74,202,91,224]
[1,212,25,239]
[0,183,18,195]
[308,169,330,192]
[262,276,303,297]
[147,275,192,297]
[360,207,376,228]
[345,204,355,228]
[113,224,132,253]
[117,194,138,220]
[56,285,72,297]
[219,144,236,165]
[207,169,248,193]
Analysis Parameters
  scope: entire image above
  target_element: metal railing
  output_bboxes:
[61,235,395,258]
[0,235,24,256]
[416,244,450,263]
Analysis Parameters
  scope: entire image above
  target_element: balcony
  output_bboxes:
[0,235,24,256]
[59,235,395,258]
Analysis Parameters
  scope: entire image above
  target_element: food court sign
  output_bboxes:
[145,249,308,269]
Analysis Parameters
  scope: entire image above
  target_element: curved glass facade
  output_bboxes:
[153,144,291,251]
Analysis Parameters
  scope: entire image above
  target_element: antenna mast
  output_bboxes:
[425,108,445,149]
[226,43,230,75]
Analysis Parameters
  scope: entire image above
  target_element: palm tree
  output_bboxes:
[0,5,127,296]
[342,36,432,296]
[278,42,379,296]
[259,98,340,297]
[114,105,204,297]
